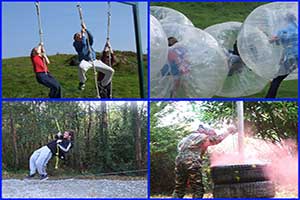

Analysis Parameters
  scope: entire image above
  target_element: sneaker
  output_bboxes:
[78,82,85,90]
[24,174,35,180]
[40,174,49,181]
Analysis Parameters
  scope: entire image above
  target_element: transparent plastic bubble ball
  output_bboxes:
[238,2,298,80]
[205,22,269,97]
[150,15,173,98]
[285,69,298,80]
[205,22,242,50]
[150,6,194,27]
[150,15,168,77]
[152,23,228,98]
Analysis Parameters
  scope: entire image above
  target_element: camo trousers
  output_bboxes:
[172,157,204,198]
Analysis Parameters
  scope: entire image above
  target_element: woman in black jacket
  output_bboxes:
[26,130,74,180]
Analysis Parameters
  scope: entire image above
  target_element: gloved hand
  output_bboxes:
[227,125,237,134]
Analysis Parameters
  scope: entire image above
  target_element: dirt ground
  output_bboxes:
[2,178,147,198]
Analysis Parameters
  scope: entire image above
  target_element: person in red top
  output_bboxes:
[98,41,116,98]
[30,43,62,98]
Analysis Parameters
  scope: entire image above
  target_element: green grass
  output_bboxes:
[151,2,268,28]
[151,2,298,98]
[245,80,297,98]
[2,51,148,98]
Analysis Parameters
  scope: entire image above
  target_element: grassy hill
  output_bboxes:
[151,2,268,29]
[151,2,297,98]
[2,51,148,98]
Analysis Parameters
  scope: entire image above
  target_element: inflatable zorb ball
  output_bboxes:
[205,22,269,97]
[158,23,228,98]
[150,6,194,27]
[205,22,242,50]
[150,15,173,98]
[285,69,298,80]
[150,15,168,77]
[238,2,298,80]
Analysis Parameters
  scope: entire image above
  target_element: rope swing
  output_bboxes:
[49,108,62,170]
[35,1,43,45]
[106,2,113,98]
[76,3,101,98]
[106,2,112,68]
[34,1,47,74]
[54,118,61,170]
[31,2,144,98]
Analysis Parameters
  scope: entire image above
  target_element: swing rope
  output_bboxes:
[106,2,113,98]
[106,2,111,45]
[50,108,62,170]
[34,1,47,74]
[54,118,61,169]
[35,1,43,44]
[77,3,100,98]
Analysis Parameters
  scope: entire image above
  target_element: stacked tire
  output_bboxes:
[211,164,275,198]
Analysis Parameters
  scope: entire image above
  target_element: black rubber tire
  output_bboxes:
[211,164,269,184]
[213,181,276,198]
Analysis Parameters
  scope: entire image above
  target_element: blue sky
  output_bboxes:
[2,2,148,58]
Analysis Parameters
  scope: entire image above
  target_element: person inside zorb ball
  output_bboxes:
[205,21,269,97]
[265,12,298,98]
[150,2,297,98]
[160,37,191,97]
[153,23,228,98]
[238,2,298,98]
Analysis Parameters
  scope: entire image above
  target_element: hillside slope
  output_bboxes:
[2,51,147,98]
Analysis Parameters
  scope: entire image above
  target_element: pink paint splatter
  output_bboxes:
[209,134,298,189]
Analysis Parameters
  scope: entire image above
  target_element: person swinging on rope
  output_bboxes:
[98,40,117,98]
[73,23,114,91]
[26,130,74,181]
[30,43,62,98]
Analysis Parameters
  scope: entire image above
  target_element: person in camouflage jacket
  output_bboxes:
[172,123,237,198]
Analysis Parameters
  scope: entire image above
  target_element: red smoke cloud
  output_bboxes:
[209,135,298,190]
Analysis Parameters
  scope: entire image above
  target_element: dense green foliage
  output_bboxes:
[2,51,148,98]
[150,2,298,98]
[2,101,147,176]
[150,101,297,194]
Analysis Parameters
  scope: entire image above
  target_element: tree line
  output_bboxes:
[2,101,147,176]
